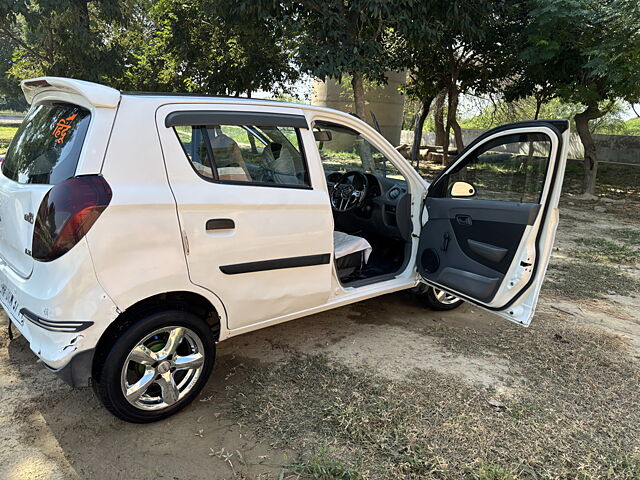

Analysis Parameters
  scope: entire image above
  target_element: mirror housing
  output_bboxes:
[313,130,332,142]
[450,181,476,198]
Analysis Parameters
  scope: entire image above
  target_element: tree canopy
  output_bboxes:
[510,0,640,194]
[2,0,639,194]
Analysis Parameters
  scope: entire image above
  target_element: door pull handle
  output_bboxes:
[206,219,235,231]
[456,215,472,226]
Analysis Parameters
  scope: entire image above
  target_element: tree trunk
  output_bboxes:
[434,89,447,147]
[411,97,434,170]
[451,119,464,153]
[442,83,461,165]
[351,73,366,120]
[574,103,603,196]
[351,73,374,171]
[534,97,542,120]
[447,88,463,153]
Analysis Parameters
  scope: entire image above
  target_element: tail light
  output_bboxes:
[32,175,112,262]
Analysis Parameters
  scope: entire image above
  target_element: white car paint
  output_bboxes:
[0,77,566,387]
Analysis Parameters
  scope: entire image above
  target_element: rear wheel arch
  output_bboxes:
[92,291,221,382]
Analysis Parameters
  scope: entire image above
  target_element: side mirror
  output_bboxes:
[450,181,476,198]
[313,130,332,142]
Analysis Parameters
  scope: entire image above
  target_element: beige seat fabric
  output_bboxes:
[208,133,251,181]
[261,143,302,185]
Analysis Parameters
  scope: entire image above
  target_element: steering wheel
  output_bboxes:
[330,171,369,212]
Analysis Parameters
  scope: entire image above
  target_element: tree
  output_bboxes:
[399,0,526,162]
[0,0,130,83]
[0,28,27,110]
[516,0,640,196]
[1,0,300,98]
[239,1,407,120]
[140,0,299,96]
[291,1,404,123]
[403,72,445,166]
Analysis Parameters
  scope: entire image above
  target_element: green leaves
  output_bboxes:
[517,0,640,106]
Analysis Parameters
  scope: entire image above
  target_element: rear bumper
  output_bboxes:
[44,348,95,388]
[0,238,117,383]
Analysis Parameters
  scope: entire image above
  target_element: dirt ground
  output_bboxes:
[0,199,639,480]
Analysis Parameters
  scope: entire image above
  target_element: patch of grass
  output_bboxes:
[552,262,635,298]
[546,261,638,299]
[467,463,518,480]
[572,237,639,264]
[230,315,640,480]
[610,228,640,245]
[562,160,640,201]
[289,448,361,479]
[0,125,17,155]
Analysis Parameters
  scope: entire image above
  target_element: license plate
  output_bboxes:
[0,279,22,325]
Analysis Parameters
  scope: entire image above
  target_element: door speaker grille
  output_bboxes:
[421,248,440,273]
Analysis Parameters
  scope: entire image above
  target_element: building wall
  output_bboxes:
[400,128,640,165]
[312,72,406,146]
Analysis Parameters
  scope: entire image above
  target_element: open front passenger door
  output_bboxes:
[417,121,569,326]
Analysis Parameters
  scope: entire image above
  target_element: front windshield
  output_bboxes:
[314,122,404,181]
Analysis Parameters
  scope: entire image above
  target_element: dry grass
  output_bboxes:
[229,312,640,479]
[546,261,639,299]
[572,237,639,265]
[0,126,17,155]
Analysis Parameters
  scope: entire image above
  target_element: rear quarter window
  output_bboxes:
[2,102,91,185]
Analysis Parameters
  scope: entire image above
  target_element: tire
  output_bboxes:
[415,285,464,311]
[93,310,216,423]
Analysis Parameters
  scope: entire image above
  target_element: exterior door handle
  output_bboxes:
[456,215,472,226]
[206,219,235,231]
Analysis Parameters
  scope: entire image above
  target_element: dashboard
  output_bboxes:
[325,171,412,240]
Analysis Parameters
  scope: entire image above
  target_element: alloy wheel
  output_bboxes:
[433,288,460,305]
[120,326,205,411]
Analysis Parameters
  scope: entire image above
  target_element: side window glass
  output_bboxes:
[173,123,310,187]
[174,126,215,179]
[314,123,404,181]
[447,133,551,203]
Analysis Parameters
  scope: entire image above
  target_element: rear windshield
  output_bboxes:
[2,102,91,185]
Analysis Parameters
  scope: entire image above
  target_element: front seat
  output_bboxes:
[209,133,251,181]
[333,231,372,280]
[261,142,303,185]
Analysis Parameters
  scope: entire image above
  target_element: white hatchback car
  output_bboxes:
[0,77,568,422]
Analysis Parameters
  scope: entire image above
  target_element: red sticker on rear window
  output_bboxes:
[52,113,78,144]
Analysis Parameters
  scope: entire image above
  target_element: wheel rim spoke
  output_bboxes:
[126,367,156,402]
[174,352,204,370]
[129,344,158,366]
[161,327,185,356]
[157,372,179,405]
[434,289,459,305]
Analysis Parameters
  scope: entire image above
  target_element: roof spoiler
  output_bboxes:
[21,77,120,108]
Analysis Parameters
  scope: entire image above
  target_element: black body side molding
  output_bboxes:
[220,254,331,275]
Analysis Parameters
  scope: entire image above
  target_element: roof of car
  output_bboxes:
[120,90,317,110]
[20,76,362,125]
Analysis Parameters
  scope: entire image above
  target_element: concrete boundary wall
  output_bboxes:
[400,129,640,165]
